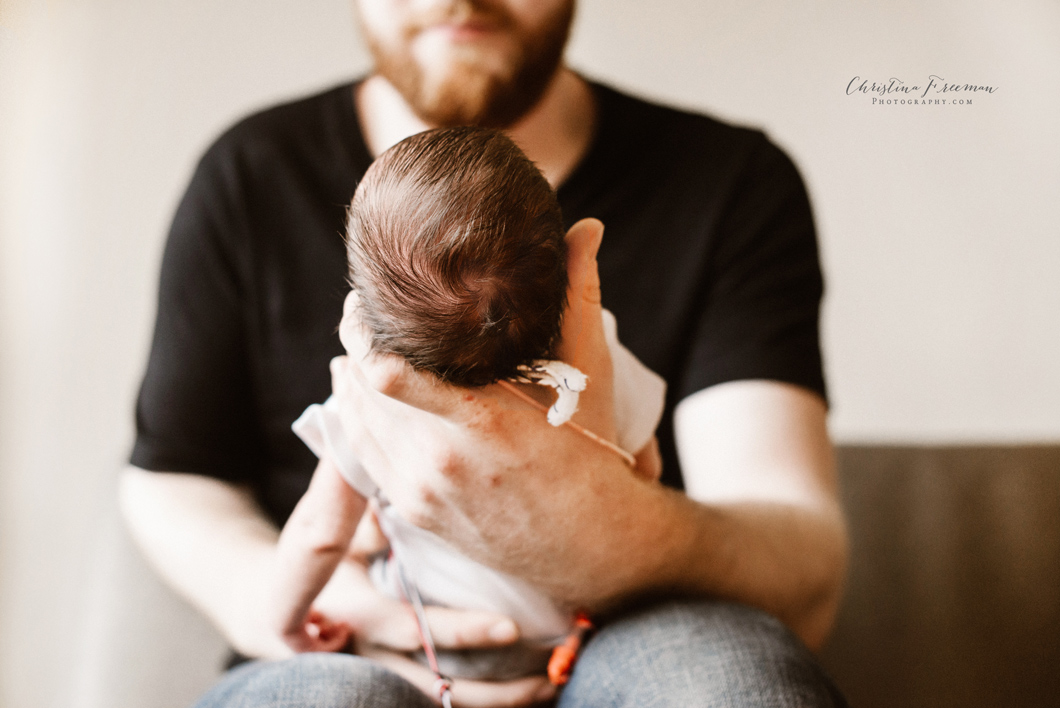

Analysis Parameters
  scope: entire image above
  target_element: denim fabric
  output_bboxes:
[192,601,847,708]
[559,601,848,708]
[192,654,436,708]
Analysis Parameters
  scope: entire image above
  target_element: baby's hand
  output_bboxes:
[282,609,352,654]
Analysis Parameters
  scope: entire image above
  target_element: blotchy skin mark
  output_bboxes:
[465,408,504,436]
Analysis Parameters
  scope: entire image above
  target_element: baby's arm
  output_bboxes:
[270,457,367,652]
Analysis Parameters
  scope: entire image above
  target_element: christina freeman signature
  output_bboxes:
[847,75,998,98]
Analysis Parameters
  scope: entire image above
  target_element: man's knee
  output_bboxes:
[561,600,847,708]
[193,653,434,708]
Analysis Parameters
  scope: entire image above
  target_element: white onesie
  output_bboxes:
[292,309,665,679]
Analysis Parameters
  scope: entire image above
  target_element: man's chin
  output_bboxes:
[404,67,540,128]
[368,4,571,128]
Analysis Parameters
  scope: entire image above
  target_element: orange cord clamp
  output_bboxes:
[547,612,594,685]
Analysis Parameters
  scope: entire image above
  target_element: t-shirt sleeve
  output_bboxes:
[603,310,667,454]
[129,142,263,480]
[676,136,827,404]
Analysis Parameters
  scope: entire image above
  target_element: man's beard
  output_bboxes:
[366,1,574,128]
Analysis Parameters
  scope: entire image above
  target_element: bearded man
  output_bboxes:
[121,1,850,706]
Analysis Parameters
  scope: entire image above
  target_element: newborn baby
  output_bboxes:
[269,127,665,684]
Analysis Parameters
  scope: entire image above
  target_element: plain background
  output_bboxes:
[1,1,1058,706]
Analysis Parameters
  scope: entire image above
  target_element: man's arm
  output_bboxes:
[118,467,293,659]
[672,380,846,649]
[328,375,843,648]
[326,372,846,648]
[330,220,847,648]
[118,467,557,706]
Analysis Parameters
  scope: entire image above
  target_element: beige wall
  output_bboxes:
[566,1,1060,442]
[1,1,1057,706]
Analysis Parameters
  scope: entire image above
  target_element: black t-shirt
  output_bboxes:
[131,80,826,526]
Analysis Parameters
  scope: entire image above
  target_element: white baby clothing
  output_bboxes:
[291,309,665,677]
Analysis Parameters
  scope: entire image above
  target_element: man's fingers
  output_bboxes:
[448,671,555,708]
[559,218,606,369]
[360,647,556,708]
[557,219,617,439]
[360,355,460,419]
[422,606,520,649]
[329,353,445,465]
[337,290,486,422]
[328,355,393,474]
[564,218,603,304]
[367,603,520,652]
[339,290,428,400]
[337,296,423,399]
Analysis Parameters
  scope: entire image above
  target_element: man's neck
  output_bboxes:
[355,68,596,188]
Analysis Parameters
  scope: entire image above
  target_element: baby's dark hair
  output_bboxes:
[346,126,568,387]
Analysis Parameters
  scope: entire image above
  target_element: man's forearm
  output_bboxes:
[486,381,846,650]
[118,466,291,659]
[503,463,845,650]
[666,380,848,649]
[639,487,846,649]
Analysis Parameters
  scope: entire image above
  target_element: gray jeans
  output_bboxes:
[193,601,848,708]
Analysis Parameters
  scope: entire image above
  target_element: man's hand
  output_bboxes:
[327,214,847,646]
[329,219,667,606]
[317,559,556,707]
[120,467,555,706]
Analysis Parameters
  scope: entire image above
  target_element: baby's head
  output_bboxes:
[346,127,568,387]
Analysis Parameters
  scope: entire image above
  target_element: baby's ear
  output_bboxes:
[339,290,371,361]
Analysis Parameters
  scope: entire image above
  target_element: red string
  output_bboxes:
[394,555,450,703]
